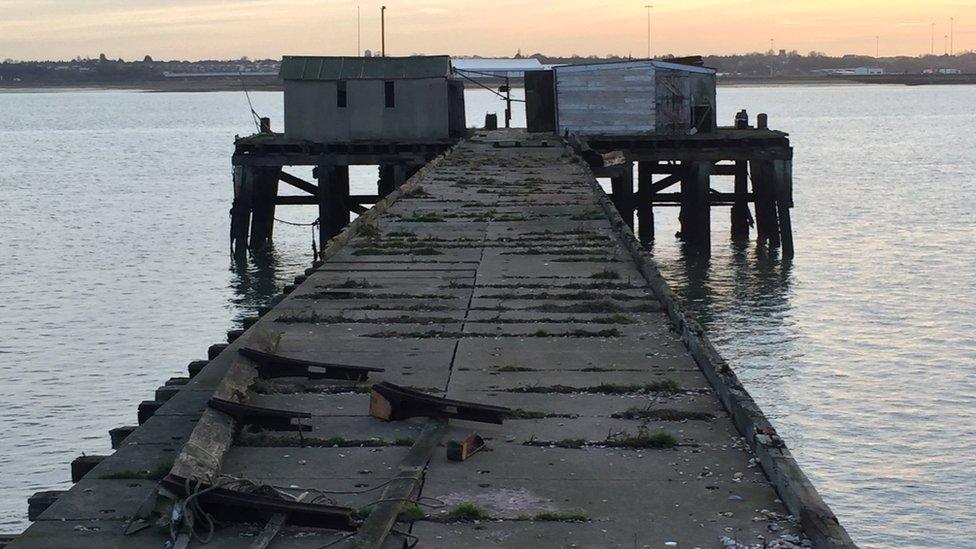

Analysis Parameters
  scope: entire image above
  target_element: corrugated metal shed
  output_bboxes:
[280,56,451,81]
[554,60,716,137]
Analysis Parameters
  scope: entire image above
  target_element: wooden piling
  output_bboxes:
[731,160,752,240]
[230,166,253,256]
[610,163,635,228]
[773,158,795,258]
[751,160,781,250]
[318,164,351,244]
[377,165,396,197]
[636,161,654,242]
[248,167,281,250]
[393,163,407,188]
[679,161,712,254]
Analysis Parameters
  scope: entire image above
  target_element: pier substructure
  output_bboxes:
[230,130,453,257]
[579,128,794,258]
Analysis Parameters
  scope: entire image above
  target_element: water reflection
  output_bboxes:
[656,238,794,332]
[228,247,289,326]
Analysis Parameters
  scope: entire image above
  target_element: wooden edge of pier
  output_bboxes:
[585,160,856,548]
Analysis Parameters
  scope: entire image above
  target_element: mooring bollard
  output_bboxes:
[28,490,65,520]
[70,455,106,483]
[109,426,137,449]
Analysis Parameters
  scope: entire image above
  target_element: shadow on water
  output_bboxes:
[227,246,290,327]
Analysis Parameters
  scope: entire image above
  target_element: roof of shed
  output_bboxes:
[280,55,452,80]
[555,59,715,75]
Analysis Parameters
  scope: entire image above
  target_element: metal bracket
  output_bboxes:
[208,397,311,432]
[160,474,356,531]
[239,347,384,381]
[369,382,510,424]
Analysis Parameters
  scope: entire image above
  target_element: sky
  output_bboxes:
[0,0,972,61]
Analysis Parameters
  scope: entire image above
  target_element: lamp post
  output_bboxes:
[381,6,386,57]
[644,5,653,59]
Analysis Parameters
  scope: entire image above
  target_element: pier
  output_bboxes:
[11,130,850,548]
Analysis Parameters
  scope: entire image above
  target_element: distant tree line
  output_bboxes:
[3,51,975,85]
[526,51,976,75]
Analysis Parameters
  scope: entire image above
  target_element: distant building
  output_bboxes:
[280,55,466,143]
[923,68,961,75]
[550,60,717,136]
[812,67,885,76]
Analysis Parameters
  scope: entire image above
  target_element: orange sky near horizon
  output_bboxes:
[0,0,972,61]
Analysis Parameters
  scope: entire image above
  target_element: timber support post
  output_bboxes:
[679,161,712,254]
[751,160,781,250]
[636,161,654,243]
[773,158,795,258]
[730,160,752,240]
[317,163,351,245]
[248,167,281,251]
[230,166,254,257]
[378,165,396,197]
[610,162,635,229]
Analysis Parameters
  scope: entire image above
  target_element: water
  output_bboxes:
[0,86,973,547]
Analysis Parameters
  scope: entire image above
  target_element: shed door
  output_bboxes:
[655,72,691,134]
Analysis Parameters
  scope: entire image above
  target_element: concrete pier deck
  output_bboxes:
[11,131,851,548]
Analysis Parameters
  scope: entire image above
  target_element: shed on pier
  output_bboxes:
[553,60,716,136]
[280,55,466,142]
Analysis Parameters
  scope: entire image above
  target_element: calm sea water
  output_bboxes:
[0,86,973,547]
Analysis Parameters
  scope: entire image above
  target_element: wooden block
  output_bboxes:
[447,433,486,462]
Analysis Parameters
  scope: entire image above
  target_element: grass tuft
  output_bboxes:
[495,365,536,372]
[531,512,590,522]
[98,459,174,481]
[589,269,620,280]
[606,425,678,449]
[446,503,491,521]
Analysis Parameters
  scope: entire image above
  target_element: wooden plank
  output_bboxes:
[351,419,448,549]
[278,171,319,195]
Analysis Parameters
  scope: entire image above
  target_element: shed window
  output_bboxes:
[337,81,347,108]
[384,81,395,108]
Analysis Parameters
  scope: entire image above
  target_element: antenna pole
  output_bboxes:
[644,5,653,59]
[381,6,387,57]
[357,6,361,56]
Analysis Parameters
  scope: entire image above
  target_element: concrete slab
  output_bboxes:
[35,480,156,521]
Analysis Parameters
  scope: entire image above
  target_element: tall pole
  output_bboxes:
[930,22,935,55]
[945,35,949,55]
[381,6,386,57]
[876,35,879,58]
[357,6,361,56]
[950,18,954,55]
[644,5,653,59]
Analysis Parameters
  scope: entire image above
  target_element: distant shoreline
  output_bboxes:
[2,74,975,93]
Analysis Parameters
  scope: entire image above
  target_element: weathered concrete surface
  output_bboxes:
[11,131,839,548]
